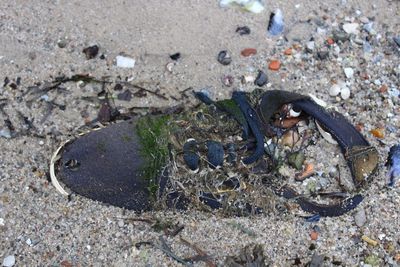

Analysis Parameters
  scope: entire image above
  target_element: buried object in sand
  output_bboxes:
[51,88,379,217]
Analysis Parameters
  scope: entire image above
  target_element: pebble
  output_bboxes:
[317,50,329,60]
[343,23,359,34]
[359,16,369,24]
[0,128,12,139]
[393,37,400,47]
[340,86,351,99]
[116,55,135,68]
[169,52,180,61]
[57,39,67,48]
[254,70,268,86]
[241,48,257,57]
[2,255,15,267]
[236,26,250,35]
[268,60,281,71]
[82,45,99,59]
[329,84,341,96]
[222,75,234,87]
[306,41,315,52]
[354,208,367,227]
[217,50,232,65]
[344,67,354,79]
[268,9,284,36]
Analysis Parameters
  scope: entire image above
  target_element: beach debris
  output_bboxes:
[309,252,324,267]
[267,9,284,36]
[254,70,268,86]
[354,207,367,227]
[117,89,133,101]
[288,152,305,170]
[224,244,268,266]
[329,84,341,97]
[169,52,181,61]
[241,48,257,57]
[268,60,281,71]
[222,75,234,87]
[116,55,136,68]
[284,48,292,55]
[387,145,400,186]
[82,45,99,59]
[362,235,378,246]
[241,74,255,84]
[219,0,265,14]
[342,23,359,34]
[310,230,318,241]
[296,163,314,181]
[370,128,384,139]
[2,255,15,267]
[281,130,299,147]
[393,37,400,47]
[183,139,200,171]
[217,50,232,65]
[206,140,224,168]
[236,26,251,35]
[343,67,354,79]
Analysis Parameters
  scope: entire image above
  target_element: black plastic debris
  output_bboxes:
[82,45,99,59]
[217,50,232,65]
[254,70,268,86]
[206,140,224,168]
[183,139,200,171]
[236,26,251,35]
[169,52,181,61]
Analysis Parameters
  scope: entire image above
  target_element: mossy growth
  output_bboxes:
[135,115,172,198]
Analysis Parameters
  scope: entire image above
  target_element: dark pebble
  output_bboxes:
[206,140,224,168]
[393,37,400,48]
[82,45,99,59]
[236,26,251,35]
[333,31,349,42]
[3,77,10,87]
[217,50,232,65]
[226,143,237,164]
[114,83,123,91]
[169,52,181,61]
[317,50,329,60]
[254,70,268,86]
[183,139,200,171]
[117,89,133,101]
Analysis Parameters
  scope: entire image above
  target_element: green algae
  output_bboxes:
[135,115,172,198]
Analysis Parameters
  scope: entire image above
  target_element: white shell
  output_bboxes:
[340,86,351,100]
[289,108,301,117]
[316,120,338,145]
[329,84,341,96]
[344,67,354,79]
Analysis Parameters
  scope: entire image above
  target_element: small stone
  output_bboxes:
[118,220,124,228]
[169,52,180,61]
[116,55,135,68]
[222,75,234,87]
[241,48,257,57]
[82,45,99,59]
[241,75,255,84]
[217,50,232,65]
[268,60,281,71]
[236,26,251,35]
[329,84,341,96]
[317,50,329,60]
[370,128,384,138]
[2,255,15,267]
[359,16,369,24]
[306,41,315,52]
[333,31,349,42]
[254,70,268,86]
[288,152,305,170]
[340,86,351,99]
[342,23,359,34]
[344,67,354,79]
[283,48,292,55]
[57,39,67,48]
[393,37,400,48]
[354,208,367,227]
[0,128,11,139]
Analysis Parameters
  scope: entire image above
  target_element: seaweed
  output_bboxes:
[135,115,173,197]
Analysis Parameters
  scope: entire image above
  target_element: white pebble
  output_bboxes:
[329,84,341,96]
[0,128,11,139]
[2,255,15,267]
[344,67,354,79]
[0,218,4,226]
[343,23,359,34]
[340,86,351,99]
[116,55,135,68]
[354,208,366,227]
